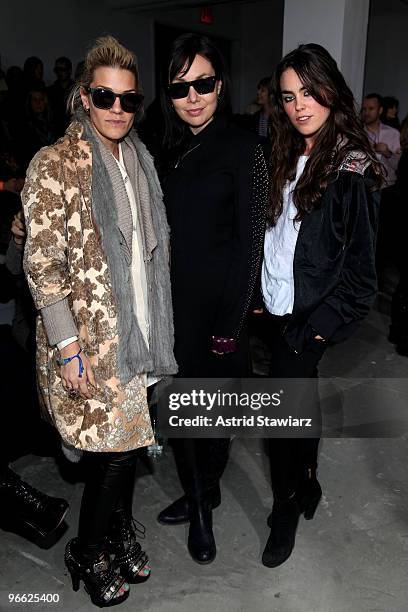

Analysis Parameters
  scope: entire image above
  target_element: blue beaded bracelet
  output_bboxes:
[56,348,84,378]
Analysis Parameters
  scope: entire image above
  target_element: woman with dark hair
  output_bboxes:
[23,56,45,92]
[158,33,268,564]
[22,36,177,606]
[381,96,400,131]
[22,88,57,167]
[261,43,382,568]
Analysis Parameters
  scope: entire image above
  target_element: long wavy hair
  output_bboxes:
[161,33,231,150]
[268,43,383,226]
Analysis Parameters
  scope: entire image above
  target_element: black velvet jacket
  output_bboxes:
[282,160,380,354]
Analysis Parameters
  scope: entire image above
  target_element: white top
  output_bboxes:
[115,144,157,386]
[261,155,308,316]
[116,143,149,345]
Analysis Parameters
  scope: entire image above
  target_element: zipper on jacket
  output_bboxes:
[282,219,305,354]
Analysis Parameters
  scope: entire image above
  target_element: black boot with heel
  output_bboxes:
[187,495,216,564]
[297,466,322,520]
[263,467,322,568]
[0,467,68,539]
[262,494,301,568]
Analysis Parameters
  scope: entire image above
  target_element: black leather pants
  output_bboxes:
[77,449,138,553]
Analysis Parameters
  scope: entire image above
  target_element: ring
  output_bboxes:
[68,389,79,398]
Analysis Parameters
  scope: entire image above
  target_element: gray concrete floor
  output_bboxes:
[1,288,407,612]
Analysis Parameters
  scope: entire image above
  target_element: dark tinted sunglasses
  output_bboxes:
[86,87,144,113]
[167,75,217,100]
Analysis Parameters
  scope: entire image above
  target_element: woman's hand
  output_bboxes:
[59,341,96,399]
[374,142,391,158]
[11,210,26,247]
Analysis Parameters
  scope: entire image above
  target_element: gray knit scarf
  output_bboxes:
[77,111,177,384]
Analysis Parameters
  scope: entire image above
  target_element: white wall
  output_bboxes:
[0,0,283,111]
[283,0,346,60]
[341,0,370,104]
[282,0,370,103]
[364,6,408,118]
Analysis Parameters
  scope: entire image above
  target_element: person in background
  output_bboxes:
[381,96,400,131]
[22,87,57,168]
[22,35,177,607]
[23,56,45,93]
[158,32,268,564]
[361,93,401,282]
[0,66,26,148]
[235,76,274,150]
[361,93,400,188]
[0,212,69,542]
[261,43,382,569]
[254,75,274,139]
[48,56,75,137]
[74,60,85,82]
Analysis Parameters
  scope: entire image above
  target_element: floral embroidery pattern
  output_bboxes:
[22,122,154,452]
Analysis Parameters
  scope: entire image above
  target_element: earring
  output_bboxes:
[84,106,90,115]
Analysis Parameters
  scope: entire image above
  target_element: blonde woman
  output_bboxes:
[22,36,177,607]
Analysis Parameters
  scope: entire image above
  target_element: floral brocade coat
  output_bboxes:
[22,122,154,452]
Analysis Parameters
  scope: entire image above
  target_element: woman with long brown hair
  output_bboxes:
[260,43,382,568]
[22,36,177,606]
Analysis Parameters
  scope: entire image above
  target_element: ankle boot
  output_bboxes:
[262,495,301,568]
[297,466,322,520]
[0,468,68,538]
[187,496,216,564]
[157,484,221,525]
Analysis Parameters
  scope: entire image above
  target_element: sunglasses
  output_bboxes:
[86,87,144,113]
[167,75,217,100]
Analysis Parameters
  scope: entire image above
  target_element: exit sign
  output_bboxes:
[200,7,213,24]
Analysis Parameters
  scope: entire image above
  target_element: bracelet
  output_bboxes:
[56,348,84,377]
[211,336,236,354]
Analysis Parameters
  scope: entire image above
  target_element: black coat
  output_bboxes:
[282,159,380,354]
[163,116,268,376]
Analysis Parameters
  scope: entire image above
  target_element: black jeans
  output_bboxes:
[78,449,138,553]
[263,312,326,499]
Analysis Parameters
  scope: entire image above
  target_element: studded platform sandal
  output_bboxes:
[106,511,150,584]
[65,537,130,607]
